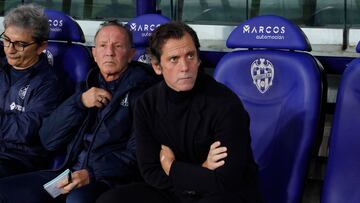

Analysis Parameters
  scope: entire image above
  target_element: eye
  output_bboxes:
[2,38,10,46]
[187,53,194,59]
[15,42,27,48]
[169,57,177,63]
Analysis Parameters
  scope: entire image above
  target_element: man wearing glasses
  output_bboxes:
[0,18,157,202]
[0,4,63,178]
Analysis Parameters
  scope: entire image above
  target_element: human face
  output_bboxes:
[3,26,45,69]
[152,33,200,92]
[92,25,135,82]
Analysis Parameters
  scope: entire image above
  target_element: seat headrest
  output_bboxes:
[227,15,311,51]
[127,14,170,47]
[356,41,360,53]
[44,9,85,43]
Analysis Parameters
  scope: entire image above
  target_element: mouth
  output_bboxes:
[7,56,18,60]
[179,76,192,80]
[103,61,116,65]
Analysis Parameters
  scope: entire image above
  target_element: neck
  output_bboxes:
[12,56,39,70]
[101,66,127,82]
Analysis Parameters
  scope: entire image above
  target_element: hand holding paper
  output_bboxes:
[43,169,71,198]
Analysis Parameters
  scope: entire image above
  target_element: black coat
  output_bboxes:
[135,72,262,202]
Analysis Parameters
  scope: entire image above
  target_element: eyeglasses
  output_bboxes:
[0,32,37,52]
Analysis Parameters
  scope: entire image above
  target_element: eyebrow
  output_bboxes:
[167,50,196,58]
[167,55,179,60]
[2,34,30,44]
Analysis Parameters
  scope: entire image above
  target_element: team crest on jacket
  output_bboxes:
[45,49,54,66]
[251,58,274,94]
[137,54,151,64]
[19,85,30,99]
[121,93,129,107]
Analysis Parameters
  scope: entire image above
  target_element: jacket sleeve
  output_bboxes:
[90,88,147,182]
[39,87,88,151]
[0,77,64,144]
[135,98,173,190]
[90,130,138,183]
[169,100,256,195]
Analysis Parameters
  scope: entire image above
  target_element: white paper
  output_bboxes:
[43,169,71,198]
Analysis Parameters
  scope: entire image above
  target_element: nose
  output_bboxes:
[179,58,190,72]
[105,45,115,56]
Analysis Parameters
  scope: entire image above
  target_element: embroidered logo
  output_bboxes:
[9,102,25,112]
[137,54,151,64]
[120,93,129,107]
[18,85,30,100]
[45,50,54,66]
[251,58,274,94]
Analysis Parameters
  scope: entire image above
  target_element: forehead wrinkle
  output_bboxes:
[162,33,196,57]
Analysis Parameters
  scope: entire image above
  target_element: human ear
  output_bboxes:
[92,47,98,62]
[151,58,162,75]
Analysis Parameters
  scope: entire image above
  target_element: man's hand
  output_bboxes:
[57,169,90,194]
[160,145,175,176]
[202,141,227,170]
[81,87,112,108]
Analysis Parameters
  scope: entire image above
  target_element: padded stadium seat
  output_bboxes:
[127,13,170,64]
[44,9,92,169]
[321,42,360,203]
[213,15,325,203]
[44,9,92,97]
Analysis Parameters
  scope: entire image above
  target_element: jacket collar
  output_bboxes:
[2,53,49,79]
[85,61,156,114]
[156,72,207,118]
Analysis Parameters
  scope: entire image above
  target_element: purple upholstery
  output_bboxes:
[214,15,324,203]
[356,41,360,53]
[227,15,311,51]
[321,57,360,203]
[127,14,170,63]
[46,9,85,43]
[44,9,91,97]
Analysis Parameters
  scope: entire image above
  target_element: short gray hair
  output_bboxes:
[3,4,49,43]
[94,19,133,48]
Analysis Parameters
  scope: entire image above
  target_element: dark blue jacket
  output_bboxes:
[0,54,63,169]
[40,61,157,185]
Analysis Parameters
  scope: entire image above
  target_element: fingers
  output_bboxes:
[94,89,112,107]
[57,174,77,194]
[203,141,228,170]
[210,151,228,163]
[210,141,221,149]
[61,181,78,194]
[209,141,227,158]
[95,95,109,108]
[81,87,112,108]
[57,169,90,194]
[212,160,225,168]
[161,145,170,151]
[57,178,69,188]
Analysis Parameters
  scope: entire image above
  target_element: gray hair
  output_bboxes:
[3,4,49,43]
[94,19,133,48]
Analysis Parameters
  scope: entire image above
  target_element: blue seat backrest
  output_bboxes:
[321,41,360,203]
[127,14,170,64]
[213,15,324,203]
[44,9,92,97]
[44,9,92,169]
